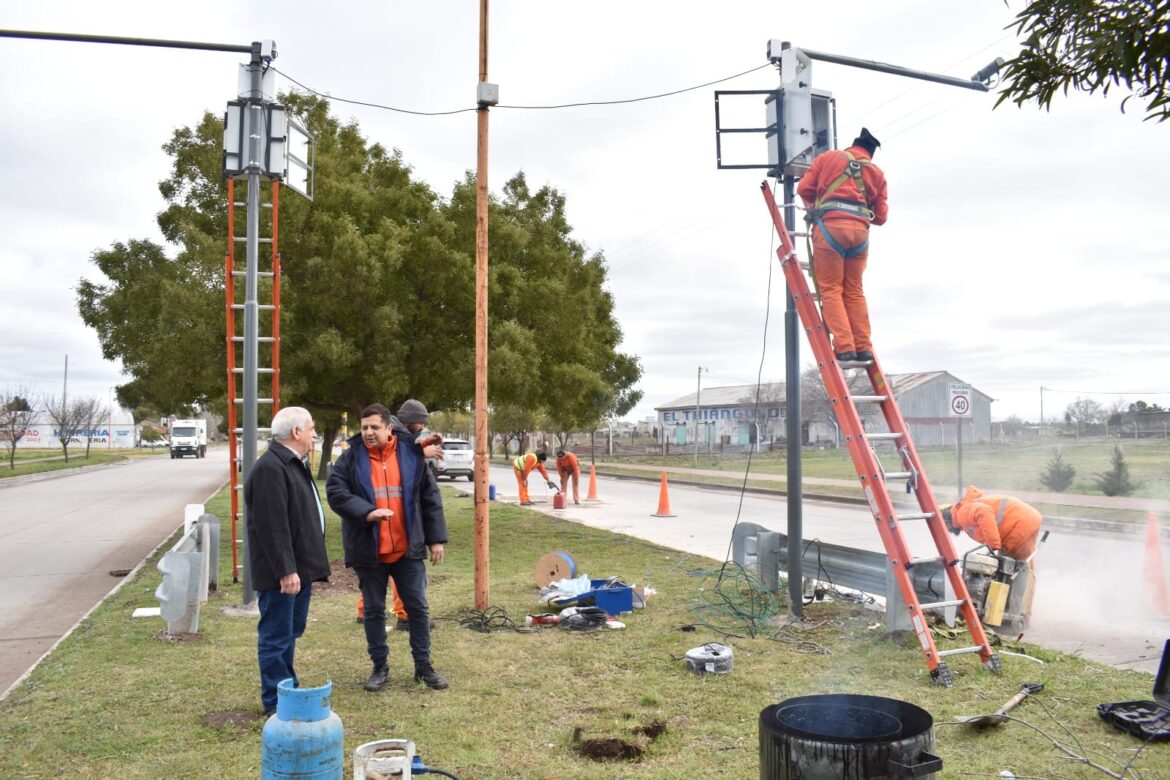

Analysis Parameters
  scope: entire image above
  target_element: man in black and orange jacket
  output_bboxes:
[327,403,448,691]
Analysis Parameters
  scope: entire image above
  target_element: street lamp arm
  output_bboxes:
[0,28,257,55]
[793,46,995,92]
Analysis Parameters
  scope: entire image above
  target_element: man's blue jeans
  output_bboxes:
[355,558,430,668]
[257,584,312,711]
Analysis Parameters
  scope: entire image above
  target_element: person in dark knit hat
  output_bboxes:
[797,127,888,366]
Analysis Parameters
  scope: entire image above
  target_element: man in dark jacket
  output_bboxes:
[327,403,449,691]
[244,406,331,715]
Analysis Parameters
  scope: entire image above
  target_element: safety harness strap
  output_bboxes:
[810,152,874,222]
[813,217,869,259]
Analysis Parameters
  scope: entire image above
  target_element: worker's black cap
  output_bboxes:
[556,448,565,457]
[852,127,881,156]
[536,451,547,461]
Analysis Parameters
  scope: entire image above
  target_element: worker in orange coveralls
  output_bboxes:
[797,127,888,364]
[942,485,1044,633]
[941,485,1044,561]
[555,448,581,505]
[513,451,556,507]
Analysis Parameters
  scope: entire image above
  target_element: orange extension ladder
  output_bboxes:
[225,179,282,583]
[761,182,998,686]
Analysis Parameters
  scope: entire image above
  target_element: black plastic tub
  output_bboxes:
[760,694,941,779]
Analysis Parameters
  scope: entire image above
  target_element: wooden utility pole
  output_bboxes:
[473,0,491,610]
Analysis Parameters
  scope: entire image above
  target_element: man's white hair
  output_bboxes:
[270,406,312,442]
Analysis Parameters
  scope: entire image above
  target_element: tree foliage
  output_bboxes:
[1038,449,1075,492]
[76,95,641,477]
[998,0,1170,121]
[1093,444,1140,496]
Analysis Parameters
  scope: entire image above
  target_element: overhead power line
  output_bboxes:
[271,62,773,116]
[1038,387,1170,396]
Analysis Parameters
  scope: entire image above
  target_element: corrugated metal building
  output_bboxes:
[655,371,991,448]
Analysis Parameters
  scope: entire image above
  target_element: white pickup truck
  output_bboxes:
[170,419,208,459]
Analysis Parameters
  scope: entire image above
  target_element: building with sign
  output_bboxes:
[655,371,991,449]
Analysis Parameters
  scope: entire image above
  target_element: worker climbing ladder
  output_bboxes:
[225,178,282,583]
[761,182,999,686]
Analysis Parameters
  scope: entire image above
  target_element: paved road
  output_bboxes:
[0,454,228,696]
[458,463,1168,674]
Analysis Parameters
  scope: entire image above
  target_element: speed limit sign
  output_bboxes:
[949,384,972,417]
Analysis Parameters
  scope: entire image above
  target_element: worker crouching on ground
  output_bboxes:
[941,485,1044,561]
[555,448,581,505]
[326,403,449,691]
[513,450,556,506]
[797,127,888,364]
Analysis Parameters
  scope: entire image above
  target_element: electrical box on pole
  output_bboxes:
[765,42,834,176]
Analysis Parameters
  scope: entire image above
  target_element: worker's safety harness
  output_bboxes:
[805,150,875,260]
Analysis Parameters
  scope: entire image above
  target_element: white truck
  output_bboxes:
[170,419,208,459]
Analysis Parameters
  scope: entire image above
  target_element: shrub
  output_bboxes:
[1093,445,1140,496]
[1039,450,1075,492]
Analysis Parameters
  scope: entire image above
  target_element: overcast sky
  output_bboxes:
[2,1,1168,424]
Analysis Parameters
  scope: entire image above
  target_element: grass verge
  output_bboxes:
[598,437,1170,501]
[0,485,1165,778]
[0,451,128,479]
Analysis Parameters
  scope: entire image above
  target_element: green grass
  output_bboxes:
[598,437,1170,501]
[0,484,1166,778]
[0,450,129,478]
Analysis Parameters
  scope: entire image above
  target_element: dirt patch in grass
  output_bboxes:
[313,559,360,596]
[573,719,668,762]
[632,719,668,739]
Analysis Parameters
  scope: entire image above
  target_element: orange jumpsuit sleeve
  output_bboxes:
[536,462,551,481]
[797,156,828,207]
[959,503,1002,551]
[863,164,888,226]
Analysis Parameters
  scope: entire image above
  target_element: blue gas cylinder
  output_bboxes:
[489,483,496,501]
[261,678,344,779]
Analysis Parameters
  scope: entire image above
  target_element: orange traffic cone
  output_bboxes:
[356,594,365,623]
[1143,513,1170,614]
[586,464,600,502]
[651,472,676,518]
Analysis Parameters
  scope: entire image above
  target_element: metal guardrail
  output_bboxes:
[155,509,220,634]
[731,522,956,632]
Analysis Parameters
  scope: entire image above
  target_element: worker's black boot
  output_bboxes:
[414,662,449,690]
[363,662,389,692]
[854,350,874,362]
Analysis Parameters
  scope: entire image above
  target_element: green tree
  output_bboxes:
[998,0,1170,121]
[442,171,642,441]
[1038,449,1075,492]
[1093,445,1140,496]
[78,97,641,479]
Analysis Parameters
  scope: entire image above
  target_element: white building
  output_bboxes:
[655,371,992,449]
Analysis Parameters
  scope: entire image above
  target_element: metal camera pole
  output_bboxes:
[240,45,265,605]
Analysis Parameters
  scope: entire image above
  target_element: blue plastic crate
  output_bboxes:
[551,579,633,616]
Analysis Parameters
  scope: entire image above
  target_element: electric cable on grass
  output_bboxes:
[690,561,786,638]
[456,606,534,633]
